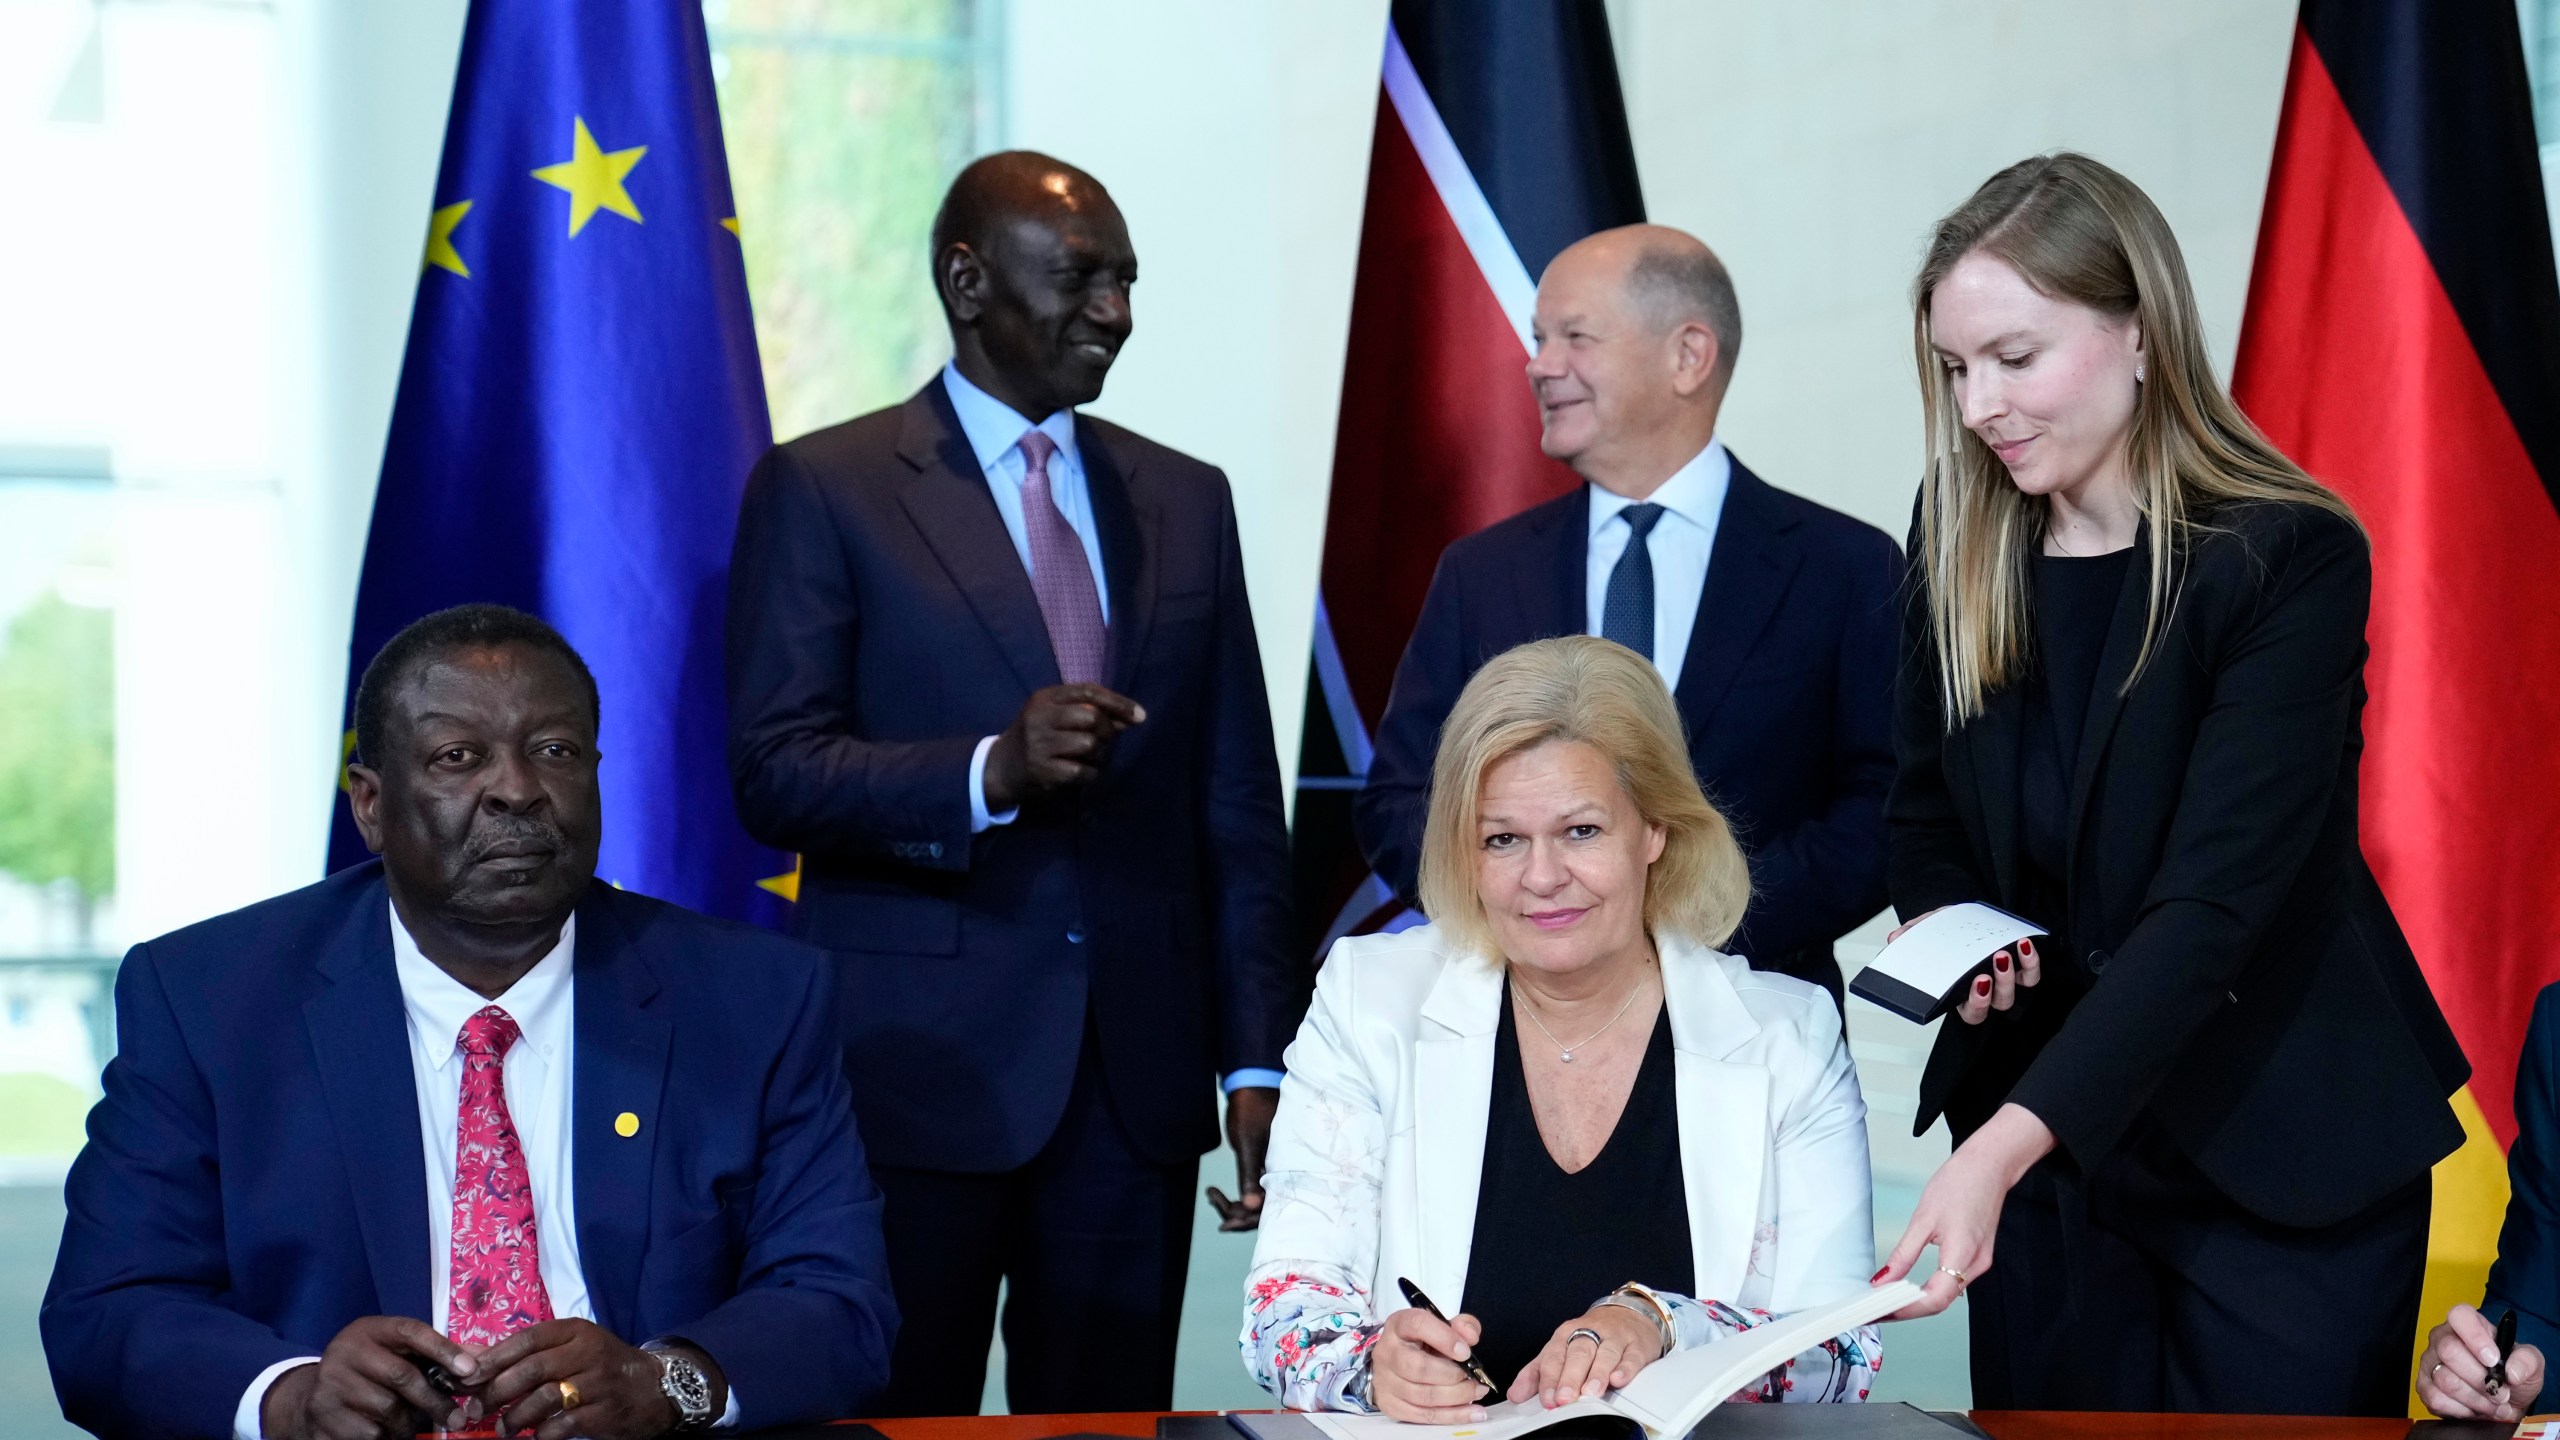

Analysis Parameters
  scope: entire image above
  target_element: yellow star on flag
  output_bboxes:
[720,216,740,236]
[531,116,646,237]
[424,199,474,277]
[758,854,802,903]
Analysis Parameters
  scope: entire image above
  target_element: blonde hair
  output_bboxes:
[1417,636,1752,959]
[1911,152,2359,725]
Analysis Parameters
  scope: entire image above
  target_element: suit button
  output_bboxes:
[928,842,944,859]
[2086,949,2110,974]
[1066,926,1086,945]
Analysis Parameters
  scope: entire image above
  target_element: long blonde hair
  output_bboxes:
[1417,636,1752,960]
[1911,152,2358,725]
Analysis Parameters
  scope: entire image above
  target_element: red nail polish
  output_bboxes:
[2020,937,2036,956]
[1871,1266,1890,1281]
[1995,951,2011,973]
[1974,977,1992,996]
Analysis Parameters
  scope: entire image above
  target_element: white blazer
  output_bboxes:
[1250,923,1875,1335]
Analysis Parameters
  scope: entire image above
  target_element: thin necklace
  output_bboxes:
[1514,975,1647,1063]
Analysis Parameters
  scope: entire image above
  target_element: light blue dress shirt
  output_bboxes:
[939,364,1278,1096]
[1584,437,1732,696]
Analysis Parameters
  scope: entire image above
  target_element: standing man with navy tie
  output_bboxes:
[1356,225,1901,1005]
[724,152,1300,1415]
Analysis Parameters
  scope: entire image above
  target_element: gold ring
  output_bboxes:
[557,1379,582,1411]
[1936,1265,1967,1287]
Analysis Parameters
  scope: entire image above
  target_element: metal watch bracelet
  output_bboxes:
[644,1344,716,1432]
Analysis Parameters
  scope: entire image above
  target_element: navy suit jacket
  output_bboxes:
[725,379,1299,1173]
[41,863,896,1439]
[1355,459,1902,993]
[2487,983,2560,1359]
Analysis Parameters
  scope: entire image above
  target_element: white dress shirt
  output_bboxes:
[1584,437,1732,696]
[233,907,737,1436]
[941,360,1111,836]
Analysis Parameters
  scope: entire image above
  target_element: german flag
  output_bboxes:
[2232,1,2560,1410]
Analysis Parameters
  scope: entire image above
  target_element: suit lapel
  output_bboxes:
[1081,420,1158,694]
[304,880,432,1322]
[569,890,670,1342]
[895,382,1062,694]
[2064,523,2156,877]
[1531,488,1590,642]
[1412,956,1501,1307]
[1673,462,1802,733]
[1660,941,1769,1304]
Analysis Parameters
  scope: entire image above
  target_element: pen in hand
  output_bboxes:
[1397,1276,1499,1398]
[2488,1307,2520,1392]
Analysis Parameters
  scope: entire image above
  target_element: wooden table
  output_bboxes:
[859,1410,2501,1440]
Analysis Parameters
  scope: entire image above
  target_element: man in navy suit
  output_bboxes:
[43,605,894,1440]
[1356,225,1900,1005]
[724,152,1298,1414]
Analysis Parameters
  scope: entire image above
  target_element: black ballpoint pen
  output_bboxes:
[1397,1276,1499,1397]
[2488,1308,2519,1392]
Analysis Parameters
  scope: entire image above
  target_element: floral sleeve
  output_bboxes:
[1659,1292,1883,1403]
[1242,1261,1385,1412]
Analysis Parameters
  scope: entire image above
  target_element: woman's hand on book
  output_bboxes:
[1510,1303,1666,1410]
[1372,1307,1492,1424]
[1875,1102,2056,1318]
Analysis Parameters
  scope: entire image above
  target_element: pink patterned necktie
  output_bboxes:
[1017,429,1107,684]
[447,1005,553,1346]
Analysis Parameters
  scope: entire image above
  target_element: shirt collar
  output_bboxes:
[388,900,576,1074]
[941,361,1081,477]
[1586,437,1731,537]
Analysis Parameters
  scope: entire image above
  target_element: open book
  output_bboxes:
[1296,1281,1924,1440]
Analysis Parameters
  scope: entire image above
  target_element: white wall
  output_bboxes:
[1613,0,2297,539]
[1003,0,1389,781]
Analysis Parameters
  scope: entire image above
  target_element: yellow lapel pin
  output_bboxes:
[614,1112,640,1138]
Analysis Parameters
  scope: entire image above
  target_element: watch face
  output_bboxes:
[659,1353,714,1424]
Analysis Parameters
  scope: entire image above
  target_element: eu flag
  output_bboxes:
[329,0,786,923]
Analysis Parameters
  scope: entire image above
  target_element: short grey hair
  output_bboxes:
[1629,241,1743,381]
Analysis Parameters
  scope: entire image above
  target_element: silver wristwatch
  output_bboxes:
[645,1344,717,1432]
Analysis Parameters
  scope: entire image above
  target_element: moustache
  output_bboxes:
[466,819,568,863]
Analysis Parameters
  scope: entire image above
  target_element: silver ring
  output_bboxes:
[2430,1360,2446,1381]
[1566,1326,1606,1349]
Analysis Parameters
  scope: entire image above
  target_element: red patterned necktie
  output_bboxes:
[1017,429,1107,684]
[447,1005,553,1346]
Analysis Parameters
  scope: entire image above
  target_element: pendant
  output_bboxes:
[1560,1050,1575,1063]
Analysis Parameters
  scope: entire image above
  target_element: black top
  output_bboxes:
[2018,547,2136,921]
[1459,981,1694,1390]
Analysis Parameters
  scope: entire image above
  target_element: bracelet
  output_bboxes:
[1617,1282,1679,1351]
[1595,1287,1675,1357]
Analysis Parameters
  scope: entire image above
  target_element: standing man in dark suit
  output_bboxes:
[724,151,1299,1416]
[1356,225,1900,1003]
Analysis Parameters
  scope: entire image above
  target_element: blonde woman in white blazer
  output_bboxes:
[1242,637,1880,1420]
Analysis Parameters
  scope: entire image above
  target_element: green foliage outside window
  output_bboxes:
[711,0,987,443]
[0,592,113,927]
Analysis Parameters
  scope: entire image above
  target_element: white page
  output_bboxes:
[1303,1281,1924,1440]
[1850,902,2043,1022]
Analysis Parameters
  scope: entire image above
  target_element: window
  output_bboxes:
[710,0,1006,440]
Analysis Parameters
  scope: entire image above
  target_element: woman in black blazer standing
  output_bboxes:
[1871,153,2472,1416]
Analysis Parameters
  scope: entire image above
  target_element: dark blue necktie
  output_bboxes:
[1600,503,1667,659]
